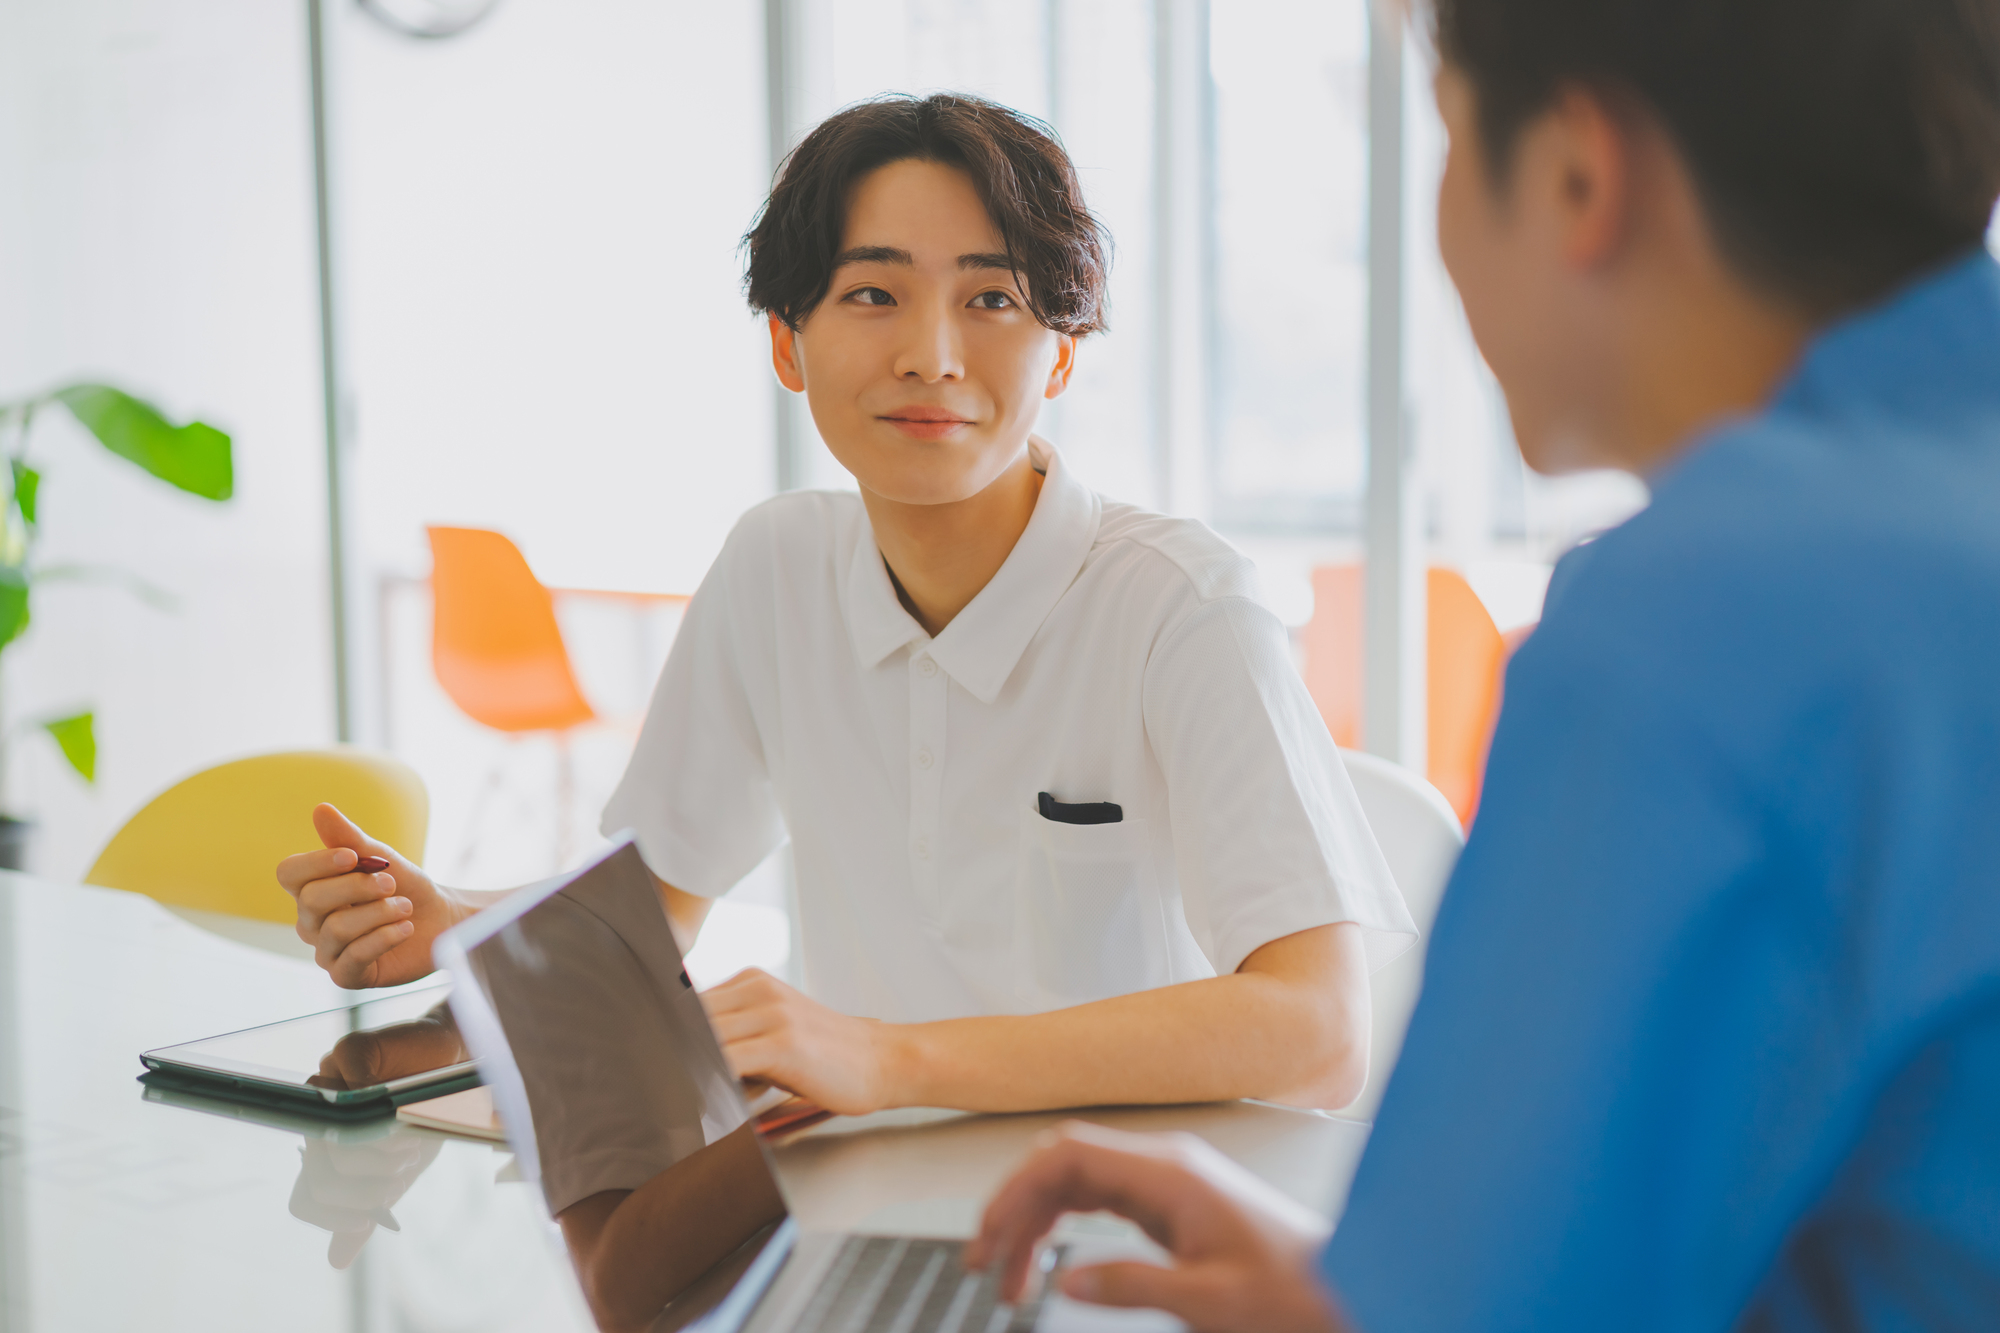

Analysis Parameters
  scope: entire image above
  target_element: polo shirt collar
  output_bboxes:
[845,437,1101,703]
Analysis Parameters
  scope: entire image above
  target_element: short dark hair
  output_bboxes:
[1428,0,2000,316]
[743,93,1110,336]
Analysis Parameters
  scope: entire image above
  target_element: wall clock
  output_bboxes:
[356,0,504,39]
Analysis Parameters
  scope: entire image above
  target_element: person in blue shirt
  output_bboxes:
[965,0,2000,1330]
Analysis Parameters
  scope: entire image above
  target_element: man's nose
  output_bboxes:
[893,301,965,382]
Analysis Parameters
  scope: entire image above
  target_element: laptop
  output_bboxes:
[436,836,1122,1333]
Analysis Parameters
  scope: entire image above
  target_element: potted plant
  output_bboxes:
[0,383,233,870]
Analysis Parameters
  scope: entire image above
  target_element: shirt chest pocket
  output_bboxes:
[1015,805,1166,1007]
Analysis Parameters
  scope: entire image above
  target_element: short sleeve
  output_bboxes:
[1142,595,1415,975]
[600,525,786,898]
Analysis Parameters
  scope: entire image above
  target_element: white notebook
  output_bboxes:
[397,1084,507,1141]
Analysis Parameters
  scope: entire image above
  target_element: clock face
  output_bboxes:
[356,0,504,39]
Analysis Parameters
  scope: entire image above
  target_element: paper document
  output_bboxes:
[396,1082,830,1145]
[397,1085,506,1141]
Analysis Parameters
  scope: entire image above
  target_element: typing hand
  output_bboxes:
[963,1121,1343,1333]
[700,969,898,1116]
[277,803,465,989]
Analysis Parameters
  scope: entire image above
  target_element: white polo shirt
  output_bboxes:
[602,440,1413,1024]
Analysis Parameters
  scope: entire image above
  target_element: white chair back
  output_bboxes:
[1333,748,1465,1122]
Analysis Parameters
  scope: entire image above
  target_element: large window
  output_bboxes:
[1208,0,1370,531]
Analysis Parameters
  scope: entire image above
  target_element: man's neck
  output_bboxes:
[1614,300,1816,475]
[1590,201,1823,475]
[865,446,1045,638]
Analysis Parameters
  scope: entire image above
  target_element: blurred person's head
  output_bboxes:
[743,94,1108,508]
[1423,0,2000,474]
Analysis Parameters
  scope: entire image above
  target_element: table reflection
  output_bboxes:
[139,1077,466,1270]
[306,1000,468,1092]
[555,1120,787,1333]
[456,845,789,1332]
[289,1127,445,1268]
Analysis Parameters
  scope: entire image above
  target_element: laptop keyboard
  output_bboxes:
[790,1236,1064,1333]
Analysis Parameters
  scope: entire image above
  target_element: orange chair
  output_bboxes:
[427,526,597,734]
[426,525,600,867]
[1302,565,1510,828]
[1425,570,1509,825]
[1303,566,1367,752]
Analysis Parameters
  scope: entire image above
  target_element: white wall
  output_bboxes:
[336,0,773,599]
[0,0,334,880]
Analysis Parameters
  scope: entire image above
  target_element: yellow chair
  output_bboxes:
[85,749,429,929]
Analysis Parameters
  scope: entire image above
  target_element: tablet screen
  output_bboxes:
[142,984,471,1102]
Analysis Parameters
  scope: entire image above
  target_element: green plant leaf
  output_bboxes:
[42,711,95,783]
[51,383,233,501]
[10,460,38,524]
[0,566,27,651]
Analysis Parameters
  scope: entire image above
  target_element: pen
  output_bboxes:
[354,855,391,874]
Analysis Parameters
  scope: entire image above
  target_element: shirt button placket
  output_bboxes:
[908,649,947,915]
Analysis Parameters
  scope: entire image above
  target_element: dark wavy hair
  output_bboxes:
[1427,0,2000,316]
[743,93,1110,336]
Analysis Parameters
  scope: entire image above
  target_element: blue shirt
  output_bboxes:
[1322,250,2000,1332]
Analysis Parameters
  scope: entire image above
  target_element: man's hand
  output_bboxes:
[699,969,900,1116]
[308,1006,467,1091]
[964,1121,1345,1333]
[277,804,465,989]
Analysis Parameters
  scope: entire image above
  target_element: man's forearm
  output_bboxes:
[878,923,1370,1112]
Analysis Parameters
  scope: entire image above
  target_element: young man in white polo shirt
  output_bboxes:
[280,93,1412,1116]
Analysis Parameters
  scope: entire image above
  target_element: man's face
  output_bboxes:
[1435,64,1608,474]
[772,158,1074,506]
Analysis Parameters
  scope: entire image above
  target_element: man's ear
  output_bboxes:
[1043,334,1077,400]
[1546,85,1632,272]
[769,315,807,393]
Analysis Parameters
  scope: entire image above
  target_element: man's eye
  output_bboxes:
[846,286,895,306]
[970,291,1016,310]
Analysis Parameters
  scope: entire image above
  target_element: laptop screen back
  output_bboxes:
[442,840,793,1331]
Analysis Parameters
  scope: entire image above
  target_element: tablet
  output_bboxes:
[139,984,479,1116]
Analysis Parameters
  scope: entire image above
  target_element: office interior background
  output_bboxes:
[5,0,1810,980]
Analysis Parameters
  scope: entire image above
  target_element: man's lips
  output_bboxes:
[879,406,975,439]
[881,406,974,423]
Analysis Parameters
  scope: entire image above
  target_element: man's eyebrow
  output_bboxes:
[959,252,1016,272]
[832,245,912,267]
